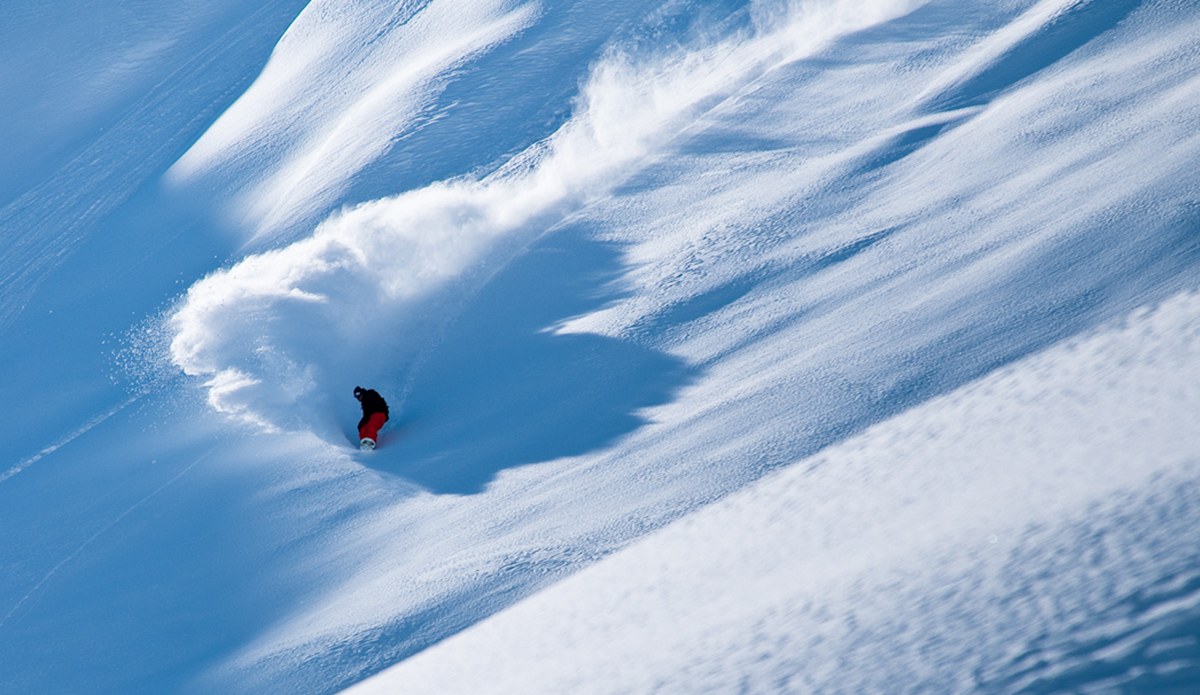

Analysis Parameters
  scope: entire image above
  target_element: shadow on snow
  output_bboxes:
[362,226,699,495]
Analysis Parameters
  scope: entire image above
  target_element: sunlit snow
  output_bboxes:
[2,0,1199,694]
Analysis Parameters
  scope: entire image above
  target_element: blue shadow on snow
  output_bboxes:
[365,229,699,495]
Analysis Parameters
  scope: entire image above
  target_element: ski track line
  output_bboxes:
[0,445,217,630]
[0,395,141,484]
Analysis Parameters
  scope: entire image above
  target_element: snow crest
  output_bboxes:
[165,0,541,243]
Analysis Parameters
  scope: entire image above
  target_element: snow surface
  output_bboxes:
[2,0,1200,693]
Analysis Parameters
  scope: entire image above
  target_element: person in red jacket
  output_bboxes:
[354,386,389,450]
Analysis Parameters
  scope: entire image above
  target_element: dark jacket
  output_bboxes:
[357,389,389,430]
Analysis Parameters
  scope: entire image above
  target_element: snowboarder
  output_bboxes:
[354,386,389,450]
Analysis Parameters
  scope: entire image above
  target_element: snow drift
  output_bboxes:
[4,0,1200,693]
[346,288,1200,694]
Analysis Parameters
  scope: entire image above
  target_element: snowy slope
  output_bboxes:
[2,0,1200,693]
[348,285,1200,694]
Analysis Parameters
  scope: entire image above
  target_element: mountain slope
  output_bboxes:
[2,0,1199,693]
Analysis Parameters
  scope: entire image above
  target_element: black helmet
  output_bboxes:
[354,386,364,399]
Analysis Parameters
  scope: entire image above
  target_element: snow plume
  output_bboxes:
[168,0,923,438]
[168,179,547,436]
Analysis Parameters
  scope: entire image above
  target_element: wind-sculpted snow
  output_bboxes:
[5,0,1200,693]
[167,0,923,441]
[166,0,540,244]
[346,288,1200,695]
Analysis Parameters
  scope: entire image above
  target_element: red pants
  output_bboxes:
[359,412,388,443]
